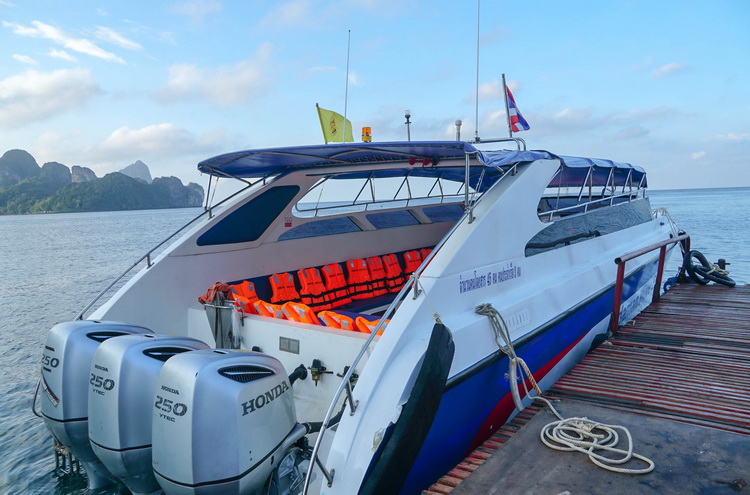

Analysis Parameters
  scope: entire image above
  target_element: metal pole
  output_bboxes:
[611,263,626,334]
[502,73,513,138]
[653,245,667,303]
[343,30,351,143]
[474,0,480,142]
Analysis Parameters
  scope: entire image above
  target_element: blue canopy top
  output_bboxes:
[197,141,646,188]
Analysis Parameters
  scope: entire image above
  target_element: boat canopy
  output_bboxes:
[197,141,646,188]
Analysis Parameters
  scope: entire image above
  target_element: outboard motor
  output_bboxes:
[152,349,308,495]
[88,334,209,495]
[40,320,152,489]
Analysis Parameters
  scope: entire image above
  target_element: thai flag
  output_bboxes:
[506,86,530,132]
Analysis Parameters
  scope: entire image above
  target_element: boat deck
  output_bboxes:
[424,283,750,494]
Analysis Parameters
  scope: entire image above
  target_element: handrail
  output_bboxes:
[610,233,690,333]
[472,136,527,151]
[75,181,258,320]
[539,189,645,222]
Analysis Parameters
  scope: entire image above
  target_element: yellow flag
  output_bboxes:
[316,104,354,144]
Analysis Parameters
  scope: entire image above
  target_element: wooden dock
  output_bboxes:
[424,283,750,494]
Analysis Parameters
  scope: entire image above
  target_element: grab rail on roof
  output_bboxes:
[472,136,527,151]
[538,189,646,222]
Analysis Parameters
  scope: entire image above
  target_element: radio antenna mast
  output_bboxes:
[343,30,351,143]
[474,0,481,142]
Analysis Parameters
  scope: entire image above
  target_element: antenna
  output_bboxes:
[343,30,351,143]
[474,0,481,142]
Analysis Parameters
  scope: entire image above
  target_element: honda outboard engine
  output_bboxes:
[152,349,308,494]
[88,334,209,495]
[40,320,152,489]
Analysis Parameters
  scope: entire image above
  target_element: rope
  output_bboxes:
[475,303,541,409]
[476,302,654,475]
[705,262,730,277]
[535,396,654,474]
[417,277,443,325]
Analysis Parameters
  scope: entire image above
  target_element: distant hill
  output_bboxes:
[119,160,153,184]
[0,150,204,215]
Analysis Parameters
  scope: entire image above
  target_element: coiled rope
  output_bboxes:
[476,302,655,475]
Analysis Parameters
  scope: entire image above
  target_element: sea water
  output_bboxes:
[1,188,748,494]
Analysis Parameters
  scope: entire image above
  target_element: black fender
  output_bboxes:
[358,323,455,495]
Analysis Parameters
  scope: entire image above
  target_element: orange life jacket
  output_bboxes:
[281,302,320,325]
[365,256,388,297]
[346,258,372,300]
[381,253,405,292]
[269,272,300,304]
[297,267,331,310]
[420,248,433,260]
[355,316,388,335]
[321,263,352,308]
[317,310,356,331]
[253,300,285,319]
[403,250,423,274]
[230,280,259,314]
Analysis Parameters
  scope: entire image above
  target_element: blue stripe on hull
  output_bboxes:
[398,258,660,494]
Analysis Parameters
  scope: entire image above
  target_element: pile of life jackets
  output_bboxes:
[222,248,433,335]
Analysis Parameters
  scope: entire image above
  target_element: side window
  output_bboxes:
[422,204,464,223]
[366,210,419,229]
[278,217,361,241]
[197,185,300,246]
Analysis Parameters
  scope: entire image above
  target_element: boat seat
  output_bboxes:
[297,267,332,311]
[269,272,301,305]
[321,262,353,309]
[225,246,435,324]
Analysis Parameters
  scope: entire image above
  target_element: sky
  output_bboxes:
[0,0,748,190]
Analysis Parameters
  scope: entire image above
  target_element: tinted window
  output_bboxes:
[366,210,419,229]
[197,185,300,246]
[423,204,465,223]
[279,217,361,241]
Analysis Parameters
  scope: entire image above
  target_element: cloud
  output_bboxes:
[48,48,77,62]
[94,26,142,51]
[261,0,312,27]
[2,20,125,63]
[468,78,520,104]
[171,0,222,23]
[95,123,199,156]
[0,68,100,128]
[477,78,503,101]
[612,125,649,140]
[691,151,706,160]
[348,72,361,85]
[154,43,273,105]
[86,123,229,180]
[12,54,38,65]
[651,62,689,78]
[715,132,750,142]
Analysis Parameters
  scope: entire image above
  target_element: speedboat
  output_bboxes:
[36,139,678,495]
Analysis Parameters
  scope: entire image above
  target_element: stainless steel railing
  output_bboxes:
[75,181,257,320]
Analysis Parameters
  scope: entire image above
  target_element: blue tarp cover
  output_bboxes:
[197,141,645,187]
